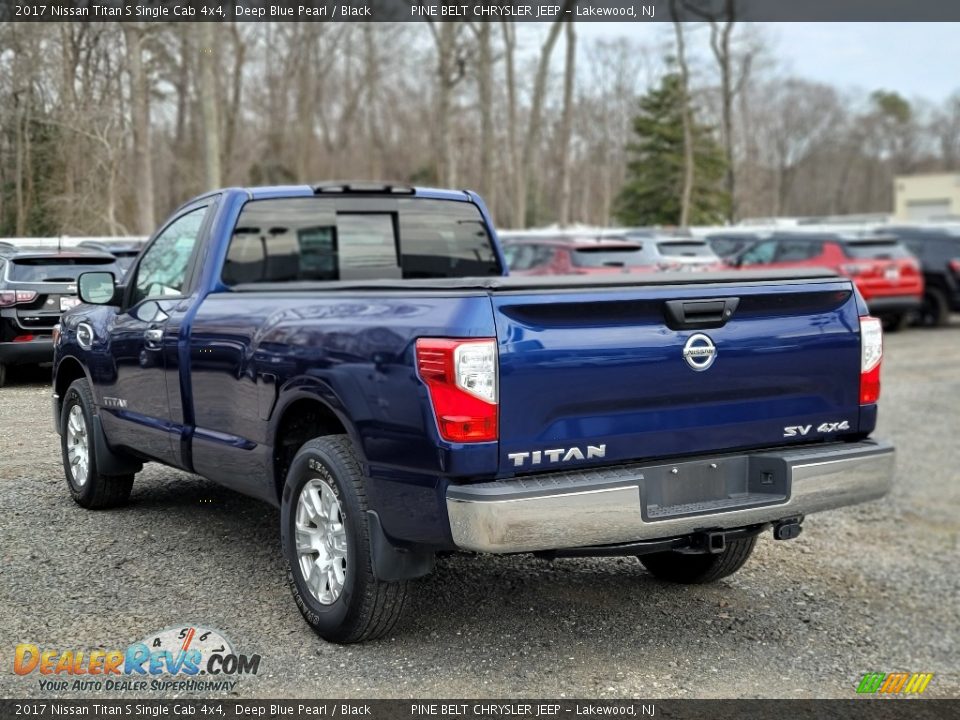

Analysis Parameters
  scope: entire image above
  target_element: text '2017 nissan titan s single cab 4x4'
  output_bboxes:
[52,184,895,643]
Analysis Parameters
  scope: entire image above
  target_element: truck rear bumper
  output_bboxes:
[446,440,894,553]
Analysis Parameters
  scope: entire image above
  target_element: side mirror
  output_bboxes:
[78,271,119,306]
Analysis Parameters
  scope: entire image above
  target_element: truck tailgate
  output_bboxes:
[492,278,863,474]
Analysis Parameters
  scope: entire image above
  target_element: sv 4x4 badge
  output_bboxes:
[784,421,851,437]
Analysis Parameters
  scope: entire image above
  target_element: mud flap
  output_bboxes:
[367,510,434,581]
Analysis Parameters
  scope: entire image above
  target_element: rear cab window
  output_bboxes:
[571,246,646,267]
[655,241,717,259]
[842,240,913,259]
[222,197,501,285]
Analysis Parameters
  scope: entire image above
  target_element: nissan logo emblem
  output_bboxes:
[682,333,716,371]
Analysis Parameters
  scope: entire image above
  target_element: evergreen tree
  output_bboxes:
[615,74,730,226]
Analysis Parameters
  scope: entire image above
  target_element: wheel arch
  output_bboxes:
[269,385,366,504]
[53,354,93,425]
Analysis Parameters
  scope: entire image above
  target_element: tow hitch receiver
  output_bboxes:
[692,531,727,554]
[773,518,803,541]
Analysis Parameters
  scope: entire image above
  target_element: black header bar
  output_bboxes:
[3,0,960,22]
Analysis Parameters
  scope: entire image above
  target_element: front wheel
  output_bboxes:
[281,435,407,643]
[60,379,134,508]
[639,536,757,584]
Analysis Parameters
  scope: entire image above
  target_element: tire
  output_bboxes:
[60,379,134,509]
[281,435,407,643]
[639,536,757,584]
[881,313,909,332]
[920,288,950,327]
[0,363,6,388]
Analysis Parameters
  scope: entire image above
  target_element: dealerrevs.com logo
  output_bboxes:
[13,626,261,693]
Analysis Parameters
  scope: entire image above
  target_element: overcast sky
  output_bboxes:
[575,22,960,103]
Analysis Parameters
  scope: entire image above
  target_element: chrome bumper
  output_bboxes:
[446,440,895,553]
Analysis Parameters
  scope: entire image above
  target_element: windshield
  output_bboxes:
[843,241,913,259]
[656,241,718,259]
[571,246,647,267]
[10,257,118,282]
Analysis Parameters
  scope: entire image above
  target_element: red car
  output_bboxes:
[500,235,658,276]
[736,233,923,329]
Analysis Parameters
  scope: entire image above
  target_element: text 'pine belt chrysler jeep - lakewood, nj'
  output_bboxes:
[52,184,895,643]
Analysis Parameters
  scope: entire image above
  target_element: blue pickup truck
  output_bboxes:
[52,184,895,643]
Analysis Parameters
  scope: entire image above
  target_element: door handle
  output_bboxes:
[144,328,163,349]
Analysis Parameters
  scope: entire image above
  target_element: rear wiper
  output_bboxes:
[602,262,625,267]
[41,277,76,282]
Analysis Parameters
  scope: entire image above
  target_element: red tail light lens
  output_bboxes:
[416,338,498,443]
[859,316,882,404]
[949,259,960,276]
[841,263,871,277]
[0,290,38,307]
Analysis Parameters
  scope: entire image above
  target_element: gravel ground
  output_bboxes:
[1,323,958,700]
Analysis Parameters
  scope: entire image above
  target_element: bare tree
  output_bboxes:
[197,23,222,190]
[470,22,495,210]
[557,20,576,227]
[427,18,469,187]
[670,3,695,227]
[122,23,155,233]
[514,1,574,228]
[685,0,753,221]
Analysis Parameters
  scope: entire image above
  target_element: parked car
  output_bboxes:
[78,240,145,275]
[619,233,727,271]
[877,226,960,326]
[705,232,763,262]
[500,234,656,275]
[53,183,893,643]
[0,246,120,386]
[734,233,923,330]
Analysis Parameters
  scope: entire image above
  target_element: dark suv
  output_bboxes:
[0,246,120,386]
[878,227,960,325]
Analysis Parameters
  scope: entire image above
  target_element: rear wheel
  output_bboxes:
[919,288,950,327]
[281,435,407,643]
[639,536,757,584]
[881,313,909,332]
[60,379,134,508]
[0,363,6,387]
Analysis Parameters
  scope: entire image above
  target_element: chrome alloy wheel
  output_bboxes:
[66,405,90,487]
[295,478,348,605]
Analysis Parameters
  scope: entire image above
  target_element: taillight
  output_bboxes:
[0,290,38,307]
[949,259,960,276]
[840,263,870,277]
[416,338,498,443]
[859,316,882,404]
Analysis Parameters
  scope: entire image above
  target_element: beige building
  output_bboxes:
[894,172,960,221]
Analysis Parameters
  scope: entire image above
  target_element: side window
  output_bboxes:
[740,240,777,265]
[776,240,820,262]
[529,245,554,268]
[503,245,535,271]
[132,208,207,305]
